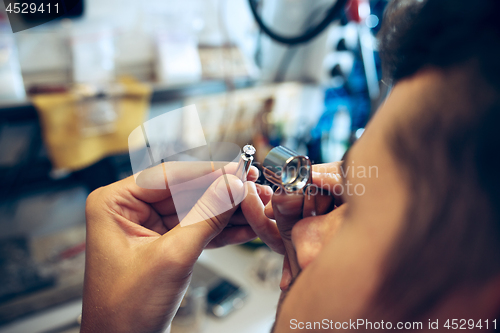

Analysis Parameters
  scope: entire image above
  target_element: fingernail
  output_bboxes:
[262,185,273,196]
[249,165,259,177]
[264,201,274,219]
[280,267,292,291]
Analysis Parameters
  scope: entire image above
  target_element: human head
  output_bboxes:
[271,0,500,331]
[372,0,500,322]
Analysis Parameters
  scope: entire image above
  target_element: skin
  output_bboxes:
[265,72,410,331]
[82,69,500,332]
[83,63,409,331]
[81,163,282,333]
[265,69,500,332]
[81,71,412,332]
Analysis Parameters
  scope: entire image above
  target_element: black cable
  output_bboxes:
[274,4,333,82]
[248,0,349,46]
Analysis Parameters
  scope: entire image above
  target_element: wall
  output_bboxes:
[6,0,257,77]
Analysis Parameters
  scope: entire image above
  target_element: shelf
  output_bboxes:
[0,78,255,122]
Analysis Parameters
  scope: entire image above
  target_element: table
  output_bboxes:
[0,245,281,333]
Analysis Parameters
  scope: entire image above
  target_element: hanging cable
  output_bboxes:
[248,0,350,46]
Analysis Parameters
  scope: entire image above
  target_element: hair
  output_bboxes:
[371,0,500,322]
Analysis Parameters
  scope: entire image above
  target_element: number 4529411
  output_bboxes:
[444,319,497,330]
[6,3,59,14]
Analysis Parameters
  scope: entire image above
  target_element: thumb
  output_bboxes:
[167,174,246,259]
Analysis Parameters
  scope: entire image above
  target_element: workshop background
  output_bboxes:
[0,0,387,332]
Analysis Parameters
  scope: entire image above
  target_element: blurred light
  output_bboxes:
[366,15,379,29]
[358,3,371,20]
[355,128,365,139]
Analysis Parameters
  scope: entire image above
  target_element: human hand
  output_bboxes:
[261,162,344,287]
[81,162,262,333]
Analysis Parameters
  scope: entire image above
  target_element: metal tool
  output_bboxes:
[235,145,256,180]
[263,146,312,191]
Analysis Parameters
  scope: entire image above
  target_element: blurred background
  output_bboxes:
[0,0,387,332]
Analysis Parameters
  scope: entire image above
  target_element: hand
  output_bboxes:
[260,162,344,288]
[81,162,262,333]
[240,181,286,255]
[264,162,344,236]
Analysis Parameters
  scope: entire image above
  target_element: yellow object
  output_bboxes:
[32,78,151,171]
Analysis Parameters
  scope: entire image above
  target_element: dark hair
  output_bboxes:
[372,0,500,322]
[379,0,500,86]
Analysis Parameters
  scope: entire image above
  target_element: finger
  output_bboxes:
[206,226,257,248]
[226,185,273,226]
[264,200,275,220]
[262,184,275,219]
[160,214,180,231]
[312,161,343,175]
[135,161,218,190]
[266,185,337,220]
[227,209,248,225]
[280,253,293,292]
[131,162,259,204]
[160,210,252,234]
[312,171,342,189]
[272,190,304,238]
[152,190,202,216]
[152,173,263,217]
[157,206,250,235]
[257,184,273,206]
[152,179,261,220]
[166,164,259,190]
[302,185,317,218]
[311,162,344,209]
[241,182,285,255]
[246,166,259,183]
[272,190,304,276]
[151,196,177,216]
[141,212,170,234]
[164,174,246,261]
[156,206,254,241]
[316,191,337,215]
[312,162,342,198]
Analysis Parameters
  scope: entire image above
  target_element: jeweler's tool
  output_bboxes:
[263,146,312,191]
[236,145,256,180]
